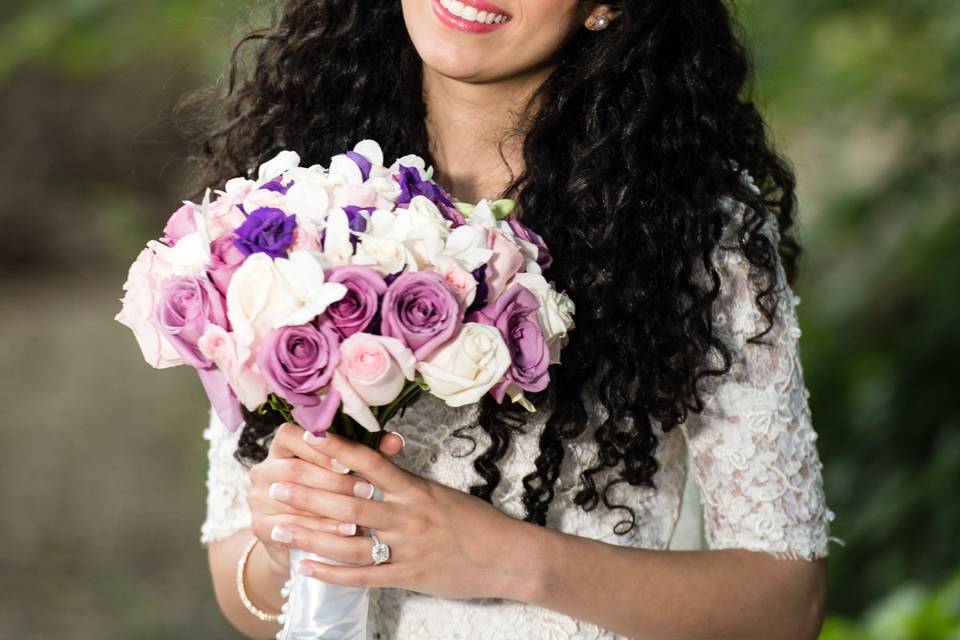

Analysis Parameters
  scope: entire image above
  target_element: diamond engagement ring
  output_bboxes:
[370,531,391,566]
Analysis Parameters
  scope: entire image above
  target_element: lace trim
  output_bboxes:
[200,408,251,545]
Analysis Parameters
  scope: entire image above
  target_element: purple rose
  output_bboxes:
[233,207,297,258]
[258,323,343,433]
[321,266,388,338]
[155,274,242,430]
[467,283,550,403]
[507,217,552,270]
[208,234,246,296]
[380,271,462,360]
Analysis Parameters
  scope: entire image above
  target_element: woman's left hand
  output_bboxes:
[267,427,537,601]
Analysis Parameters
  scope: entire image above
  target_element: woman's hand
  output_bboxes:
[246,423,406,572]
[268,429,539,601]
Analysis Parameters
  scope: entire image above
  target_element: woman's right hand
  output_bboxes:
[246,422,406,571]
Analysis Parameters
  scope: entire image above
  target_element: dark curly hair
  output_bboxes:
[181,0,800,535]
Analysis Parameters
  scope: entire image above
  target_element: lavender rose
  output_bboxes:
[155,274,229,367]
[380,271,462,360]
[467,282,550,403]
[507,217,553,270]
[233,207,297,258]
[154,274,242,430]
[322,266,388,338]
[258,323,342,433]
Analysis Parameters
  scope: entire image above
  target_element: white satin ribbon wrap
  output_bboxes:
[277,548,371,640]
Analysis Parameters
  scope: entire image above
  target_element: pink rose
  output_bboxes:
[205,194,247,239]
[333,333,416,432]
[115,246,183,369]
[161,203,198,246]
[198,325,268,410]
[484,228,524,303]
[432,256,477,309]
[208,234,246,296]
[290,224,323,252]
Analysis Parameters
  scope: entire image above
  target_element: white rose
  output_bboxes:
[395,196,451,267]
[353,234,419,276]
[510,273,576,363]
[416,323,511,407]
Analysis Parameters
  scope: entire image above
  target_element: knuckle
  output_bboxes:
[344,500,364,523]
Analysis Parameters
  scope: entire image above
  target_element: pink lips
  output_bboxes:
[431,0,512,34]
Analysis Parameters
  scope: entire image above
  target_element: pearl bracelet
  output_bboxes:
[236,537,281,624]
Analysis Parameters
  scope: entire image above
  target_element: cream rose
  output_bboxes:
[225,251,347,351]
[416,323,511,407]
[114,246,184,369]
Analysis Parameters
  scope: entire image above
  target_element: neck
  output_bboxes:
[422,65,550,204]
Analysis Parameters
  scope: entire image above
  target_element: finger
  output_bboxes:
[265,514,361,542]
[378,431,406,458]
[273,457,375,498]
[296,558,403,589]
[269,422,352,474]
[268,481,394,530]
[274,529,377,566]
[302,430,413,493]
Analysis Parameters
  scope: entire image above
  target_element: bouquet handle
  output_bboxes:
[277,470,379,640]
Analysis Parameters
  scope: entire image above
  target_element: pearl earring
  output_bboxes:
[588,14,610,31]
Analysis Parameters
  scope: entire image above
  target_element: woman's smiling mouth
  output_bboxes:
[432,0,513,33]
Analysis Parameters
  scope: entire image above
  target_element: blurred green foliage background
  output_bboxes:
[0,1,957,638]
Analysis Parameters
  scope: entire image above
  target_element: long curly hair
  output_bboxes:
[181,0,800,535]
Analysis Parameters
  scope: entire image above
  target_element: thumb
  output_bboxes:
[377,431,406,458]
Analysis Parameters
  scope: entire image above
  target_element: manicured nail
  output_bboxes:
[353,480,375,499]
[269,483,291,502]
[331,458,350,474]
[271,525,293,544]
[388,430,406,449]
[303,431,326,444]
[296,561,313,577]
[338,522,358,536]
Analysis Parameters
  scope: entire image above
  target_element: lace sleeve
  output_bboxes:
[200,406,252,546]
[679,199,840,561]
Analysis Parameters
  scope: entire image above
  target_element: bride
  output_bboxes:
[192,1,838,638]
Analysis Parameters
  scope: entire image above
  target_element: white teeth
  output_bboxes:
[440,0,509,24]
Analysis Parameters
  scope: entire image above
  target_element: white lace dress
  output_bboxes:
[200,198,840,639]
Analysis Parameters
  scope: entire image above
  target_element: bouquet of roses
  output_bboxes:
[115,139,575,639]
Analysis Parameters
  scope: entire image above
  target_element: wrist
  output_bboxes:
[244,538,288,616]
[486,517,554,605]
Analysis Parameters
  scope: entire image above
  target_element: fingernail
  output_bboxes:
[353,480,375,499]
[338,522,358,536]
[271,525,293,544]
[269,483,291,502]
[303,431,326,444]
[389,430,406,449]
[331,458,351,474]
[296,561,313,577]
